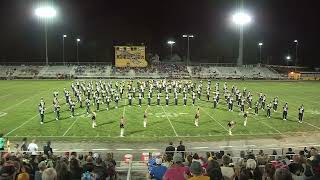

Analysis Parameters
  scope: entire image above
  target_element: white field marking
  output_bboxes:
[189,147,209,149]
[4,97,64,136]
[122,99,126,117]
[0,112,7,117]
[4,114,39,136]
[251,114,283,135]
[2,95,35,112]
[5,131,319,139]
[140,149,160,151]
[62,110,86,136]
[0,94,10,99]
[200,108,229,132]
[219,146,233,148]
[116,148,134,151]
[92,148,110,151]
[161,106,179,137]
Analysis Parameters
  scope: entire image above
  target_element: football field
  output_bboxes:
[1,80,320,142]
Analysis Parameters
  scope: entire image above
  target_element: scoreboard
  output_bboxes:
[114,46,148,67]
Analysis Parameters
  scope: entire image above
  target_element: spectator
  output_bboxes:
[43,141,53,157]
[105,153,117,179]
[35,161,47,180]
[55,159,71,180]
[184,155,193,167]
[263,163,275,180]
[93,157,107,180]
[162,154,173,168]
[17,165,30,180]
[163,153,190,180]
[165,142,175,158]
[69,158,82,180]
[245,158,262,180]
[188,161,210,180]
[148,158,167,180]
[220,155,235,180]
[83,156,95,173]
[307,155,320,180]
[42,168,57,180]
[0,134,5,151]
[288,163,304,180]
[274,168,293,180]
[27,140,38,155]
[0,163,16,179]
[177,141,186,160]
[20,137,28,152]
[206,160,223,180]
[286,148,295,160]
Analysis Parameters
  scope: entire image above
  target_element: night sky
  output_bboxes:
[0,0,319,66]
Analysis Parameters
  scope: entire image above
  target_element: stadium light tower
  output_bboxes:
[294,40,298,66]
[232,11,252,66]
[258,42,263,63]
[182,34,194,66]
[76,38,80,65]
[62,34,67,65]
[35,6,57,66]
[167,40,176,59]
[286,55,291,66]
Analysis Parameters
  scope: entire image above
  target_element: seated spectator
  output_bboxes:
[162,154,173,168]
[220,155,235,180]
[274,168,293,180]
[188,161,209,180]
[41,168,57,180]
[288,163,304,180]
[307,154,320,180]
[35,161,47,180]
[206,160,223,180]
[184,155,193,167]
[163,153,190,180]
[69,158,82,180]
[148,158,167,180]
[83,156,95,173]
[93,157,107,180]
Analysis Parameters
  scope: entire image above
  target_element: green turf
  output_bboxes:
[1,80,320,142]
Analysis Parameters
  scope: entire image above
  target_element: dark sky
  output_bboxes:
[0,0,319,66]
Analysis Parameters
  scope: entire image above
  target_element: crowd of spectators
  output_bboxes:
[0,138,117,180]
[145,141,320,180]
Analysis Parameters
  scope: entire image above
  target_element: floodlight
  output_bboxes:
[77,38,80,42]
[167,40,175,45]
[35,7,57,18]
[294,40,298,43]
[286,55,291,60]
[258,42,263,46]
[63,34,67,38]
[232,12,252,25]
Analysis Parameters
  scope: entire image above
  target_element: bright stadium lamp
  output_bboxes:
[286,55,291,60]
[63,34,67,38]
[182,34,194,65]
[35,6,57,66]
[167,40,176,58]
[232,11,252,66]
[76,38,81,65]
[258,42,263,63]
[62,34,67,65]
[293,40,299,66]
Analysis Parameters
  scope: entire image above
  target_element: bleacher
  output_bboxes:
[37,65,75,79]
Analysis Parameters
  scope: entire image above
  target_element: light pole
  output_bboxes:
[294,40,298,66]
[232,11,252,66]
[35,7,57,66]
[286,55,291,66]
[167,40,175,59]
[76,38,80,65]
[62,34,67,65]
[258,42,263,63]
[182,34,194,66]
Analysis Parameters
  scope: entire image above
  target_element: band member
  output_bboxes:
[213,96,217,109]
[240,98,245,113]
[147,92,151,106]
[206,89,210,101]
[70,101,75,118]
[194,108,200,127]
[39,104,45,124]
[248,95,253,109]
[106,96,110,110]
[143,111,147,128]
[228,121,236,136]
[174,92,178,105]
[128,93,132,106]
[120,116,125,137]
[273,97,278,112]
[138,92,142,107]
[92,111,97,128]
[261,95,266,110]
[254,101,259,115]
[228,96,233,112]
[243,111,248,127]
[192,91,196,106]
[157,93,161,106]
[283,103,288,121]
[96,97,100,111]
[267,102,271,118]
[55,105,60,120]
[298,104,304,123]
[165,93,169,106]
[115,94,119,109]
[183,93,187,106]
[85,97,91,114]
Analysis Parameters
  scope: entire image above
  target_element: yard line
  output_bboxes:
[122,99,126,117]
[251,115,283,135]
[63,116,81,136]
[160,106,178,137]
[4,97,64,137]
[4,114,38,136]
[2,94,37,112]
[200,108,229,132]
